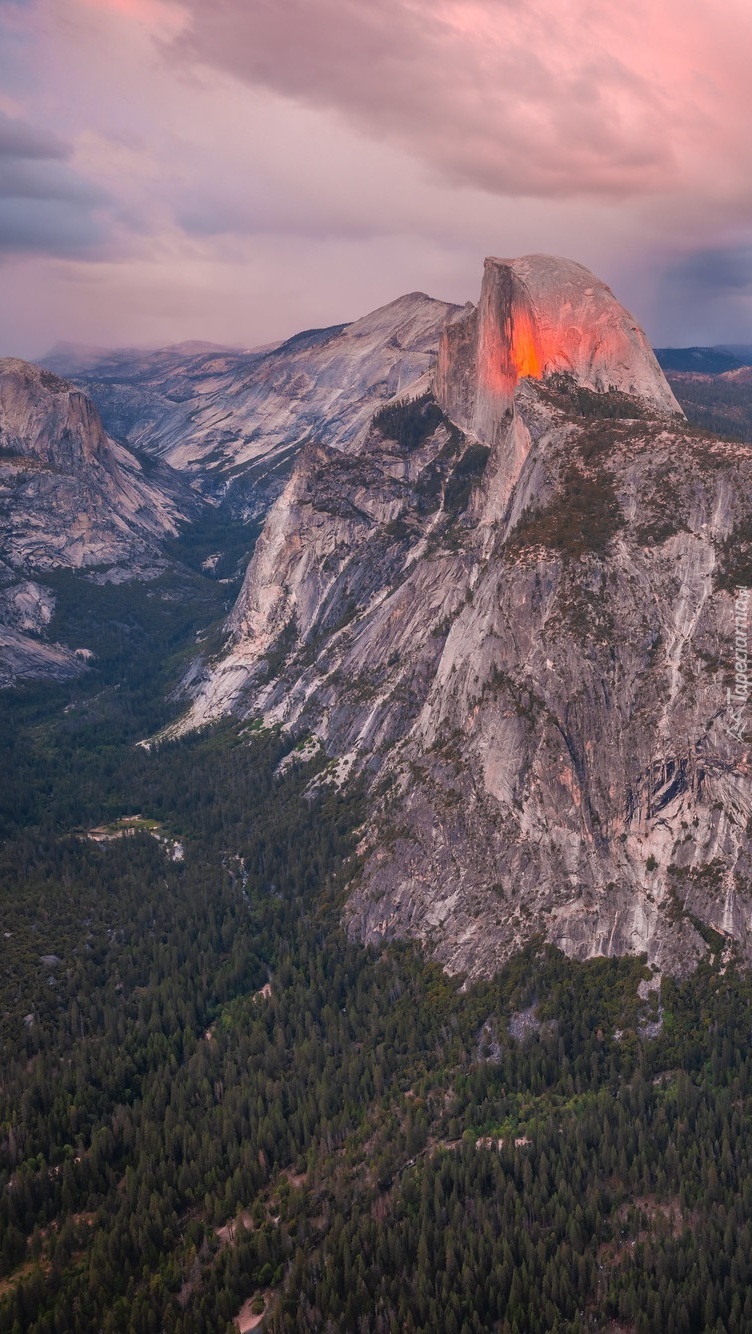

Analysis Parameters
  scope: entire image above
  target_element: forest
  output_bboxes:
[1,547,752,1332]
[667,372,752,443]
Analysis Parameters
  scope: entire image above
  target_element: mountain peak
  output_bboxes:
[344,289,461,344]
[437,253,681,444]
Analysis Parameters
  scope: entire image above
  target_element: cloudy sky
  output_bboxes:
[1,0,751,357]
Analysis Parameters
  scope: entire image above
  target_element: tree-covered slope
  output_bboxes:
[2,605,752,1332]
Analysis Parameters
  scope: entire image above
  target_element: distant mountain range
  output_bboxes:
[41,296,461,518]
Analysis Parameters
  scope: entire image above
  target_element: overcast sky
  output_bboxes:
[1,0,751,357]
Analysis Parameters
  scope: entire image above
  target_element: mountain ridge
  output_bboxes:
[41,293,464,516]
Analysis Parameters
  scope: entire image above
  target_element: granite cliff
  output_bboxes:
[175,255,752,979]
[0,359,199,683]
[438,254,680,445]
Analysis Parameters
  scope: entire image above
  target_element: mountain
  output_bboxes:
[0,358,201,682]
[43,338,239,372]
[718,343,752,363]
[0,358,199,572]
[176,254,752,979]
[42,294,463,514]
[3,295,466,689]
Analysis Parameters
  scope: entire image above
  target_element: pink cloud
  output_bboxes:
[169,0,752,204]
[3,0,752,356]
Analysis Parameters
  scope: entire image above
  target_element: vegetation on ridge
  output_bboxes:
[507,461,624,559]
[372,393,450,452]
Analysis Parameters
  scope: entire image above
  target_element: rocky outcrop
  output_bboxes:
[0,580,88,686]
[0,359,196,574]
[0,579,56,634]
[0,623,83,687]
[170,256,752,978]
[0,359,204,685]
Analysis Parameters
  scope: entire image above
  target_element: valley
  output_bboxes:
[4,596,752,1332]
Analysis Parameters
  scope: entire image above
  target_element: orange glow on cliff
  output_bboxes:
[509,309,543,380]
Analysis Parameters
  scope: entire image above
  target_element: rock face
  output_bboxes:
[437,255,681,446]
[0,579,55,634]
[44,294,463,512]
[177,254,752,980]
[0,623,83,688]
[0,359,201,685]
[0,359,195,573]
[0,579,86,687]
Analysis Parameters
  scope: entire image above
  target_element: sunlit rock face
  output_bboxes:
[437,254,681,444]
